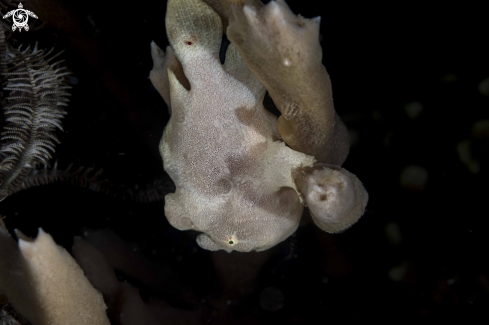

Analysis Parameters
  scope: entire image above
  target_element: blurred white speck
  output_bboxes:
[404,101,423,119]
[385,222,403,245]
[478,77,489,96]
[457,140,480,174]
[87,15,96,27]
[388,261,409,282]
[447,278,457,285]
[84,231,88,236]
[176,255,183,262]
[152,249,156,255]
[457,140,472,163]
[68,76,79,85]
[322,277,329,284]
[400,165,428,190]
[466,160,480,174]
[226,300,232,306]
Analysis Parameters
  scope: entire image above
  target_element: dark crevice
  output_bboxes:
[219,34,230,64]
[263,92,281,117]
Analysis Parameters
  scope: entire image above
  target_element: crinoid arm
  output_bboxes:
[0,40,71,201]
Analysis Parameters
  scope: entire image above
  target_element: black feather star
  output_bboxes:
[0,26,70,201]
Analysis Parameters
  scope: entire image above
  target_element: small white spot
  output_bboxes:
[87,15,96,27]
[283,58,291,67]
[457,140,480,174]
[400,165,428,190]
[404,101,423,119]
[447,278,457,285]
[457,140,472,163]
[388,261,409,282]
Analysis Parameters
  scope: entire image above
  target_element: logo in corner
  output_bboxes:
[2,3,38,32]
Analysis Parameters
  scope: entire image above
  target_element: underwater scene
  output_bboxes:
[0,0,487,323]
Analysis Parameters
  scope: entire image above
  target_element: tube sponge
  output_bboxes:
[0,225,110,325]
[227,0,350,165]
[295,164,368,233]
[150,0,368,252]
[151,0,316,252]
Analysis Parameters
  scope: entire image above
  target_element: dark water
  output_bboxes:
[0,0,487,323]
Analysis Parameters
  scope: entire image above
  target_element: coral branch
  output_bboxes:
[227,0,349,164]
[0,225,110,325]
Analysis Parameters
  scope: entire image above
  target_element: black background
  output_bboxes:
[1,0,488,323]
